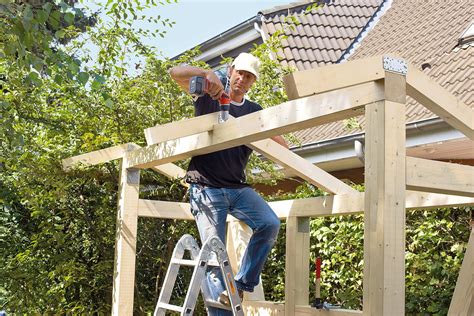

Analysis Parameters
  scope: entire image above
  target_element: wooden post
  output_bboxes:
[112,158,140,315]
[448,225,474,315]
[363,69,407,315]
[285,216,310,316]
[226,220,265,301]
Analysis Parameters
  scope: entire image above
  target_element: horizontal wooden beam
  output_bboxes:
[270,192,365,218]
[249,139,357,195]
[137,191,474,220]
[283,55,385,100]
[406,157,474,197]
[406,65,474,140]
[243,301,285,316]
[138,200,193,220]
[62,143,135,171]
[242,302,363,316]
[126,82,383,169]
[295,306,362,315]
[62,143,187,184]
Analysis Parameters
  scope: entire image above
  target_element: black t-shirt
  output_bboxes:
[186,94,262,188]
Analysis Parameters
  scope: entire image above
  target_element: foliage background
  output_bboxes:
[1,1,472,315]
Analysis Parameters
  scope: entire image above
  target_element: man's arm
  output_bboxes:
[271,136,289,149]
[169,66,224,100]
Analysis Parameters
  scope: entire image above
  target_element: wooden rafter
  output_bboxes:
[249,139,357,194]
[406,65,474,140]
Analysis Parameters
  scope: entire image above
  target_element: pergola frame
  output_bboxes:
[63,55,474,315]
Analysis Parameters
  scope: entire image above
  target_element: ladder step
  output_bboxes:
[171,258,198,266]
[157,302,183,313]
[170,258,220,267]
[205,299,233,311]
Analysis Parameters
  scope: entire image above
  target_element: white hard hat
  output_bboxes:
[231,53,260,79]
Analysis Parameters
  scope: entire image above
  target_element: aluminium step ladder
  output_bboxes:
[154,234,244,316]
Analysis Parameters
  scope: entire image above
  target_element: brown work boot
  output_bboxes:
[218,289,244,306]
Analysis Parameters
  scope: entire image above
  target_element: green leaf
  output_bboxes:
[48,10,61,30]
[55,30,66,39]
[91,79,101,90]
[42,2,53,14]
[68,60,80,74]
[36,10,50,24]
[64,12,75,25]
[105,98,114,108]
[54,74,64,84]
[95,75,106,84]
[77,72,89,85]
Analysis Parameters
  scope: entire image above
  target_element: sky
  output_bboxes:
[143,0,292,58]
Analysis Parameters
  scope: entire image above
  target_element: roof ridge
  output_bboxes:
[258,0,330,18]
[336,0,391,63]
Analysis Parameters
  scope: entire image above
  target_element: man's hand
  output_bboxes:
[205,70,224,100]
[169,66,224,99]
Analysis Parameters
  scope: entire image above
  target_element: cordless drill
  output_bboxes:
[189,75,230,123]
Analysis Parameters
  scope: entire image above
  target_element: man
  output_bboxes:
[169,52,287,315]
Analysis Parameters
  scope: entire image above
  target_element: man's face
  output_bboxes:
[228,67,256,95]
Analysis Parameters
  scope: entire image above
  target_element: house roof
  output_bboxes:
[259,0,384,70]
[259,0,474,146]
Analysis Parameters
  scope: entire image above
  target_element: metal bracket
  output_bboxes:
[383,56,408,75]
[126,168,140,185]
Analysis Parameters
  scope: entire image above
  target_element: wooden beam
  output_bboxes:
[243,301,285,316]
[448,227,474,316]
[271,193,364,218]
[62,143,135,170]
[285,216,310,316]
[405,190,474,210]
[283,55,385,100]
[249,139,357,195]
[145,113,219,144]
[242,302,363,316]
[146,116,355,195]
[112,159,140,315]
[226,220,265,301]
[62,143,187,185]
[136,192,474,220]
[295,306,362,315]
[406,65,474,140]
[406,157,474,197]
[126,82,384,169]
[137,200,193,220]
[363,72,407,315]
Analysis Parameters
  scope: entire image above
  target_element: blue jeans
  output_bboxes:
[189,183,280,316]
